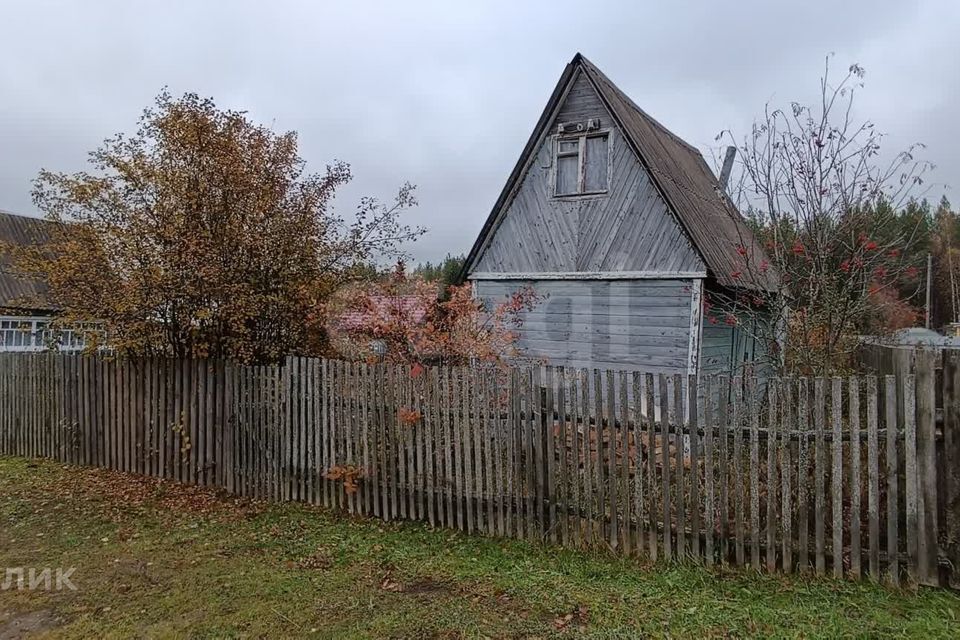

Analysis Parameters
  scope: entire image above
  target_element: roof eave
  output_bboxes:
[457,55,583,284]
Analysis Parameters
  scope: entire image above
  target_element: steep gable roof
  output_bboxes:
[462,53,778,292]
[0,210,57,312]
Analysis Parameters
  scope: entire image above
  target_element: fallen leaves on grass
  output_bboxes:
[380,568,403,592]
[31,462,262,523]
[298,547,334,570]
[377,568,449,596]
[553,605,589,632]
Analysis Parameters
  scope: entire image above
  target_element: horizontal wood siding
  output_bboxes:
[475,279,693,374]
[471,71,704,276]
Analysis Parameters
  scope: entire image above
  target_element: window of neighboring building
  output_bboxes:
[0,317,101,352]
[0,319,33,350]
[554,132,609,197]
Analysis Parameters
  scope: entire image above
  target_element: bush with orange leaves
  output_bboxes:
[325,261,540,367]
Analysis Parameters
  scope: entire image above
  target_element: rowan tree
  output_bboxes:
[717,56,932,374]
[24,90,422,363]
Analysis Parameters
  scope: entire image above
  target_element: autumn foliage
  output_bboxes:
[325,262,539,367]
[22,91,422,363]
[324,464,363,495]
[717,56,931,374]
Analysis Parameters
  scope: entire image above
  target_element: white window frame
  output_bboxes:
[0,316,98,353]
[552,130,611,198]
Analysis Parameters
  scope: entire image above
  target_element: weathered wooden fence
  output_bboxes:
[1,352,958,588]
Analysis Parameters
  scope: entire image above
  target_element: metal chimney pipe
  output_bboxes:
[719,146,737,192]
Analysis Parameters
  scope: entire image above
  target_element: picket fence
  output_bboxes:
[1,352,959,588]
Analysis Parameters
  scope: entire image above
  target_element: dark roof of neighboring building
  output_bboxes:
[461,53,779,292]
[0,209,57,313]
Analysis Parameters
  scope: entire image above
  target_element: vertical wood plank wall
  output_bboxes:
[1,352,957,588]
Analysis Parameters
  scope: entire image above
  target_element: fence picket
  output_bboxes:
[319,359,329,508]
[866,376,880,580]
[718,376,730,564]
[766,379,778,572]
[704,374,715,566]
[301,358,310,506]
[569,370,582,548]
[673,374,686,559]
[749,377,760,571]
[797,379,810,573]
[593,369,605,547]
[191,360,203,484]
[885,375,900,586]
[619,371,631,555]
[524,368,536,540]
[814,378,826,575]
[447,366,456,528]
[688,374,700,560]
[946,351,960,589]
[659,374,671,560]
[557,367,569,545]
[424,365,435,525]
[849,376,862,580]
[607,370,618,550]
[781,379,793,574]
[904,374,919,582]
[483,367,494,534]
[508,367,519,538]
[915,351,938,585]
[96,357,106,470]
[582,368,594,546]
[732,377,744,566]
[634,372,646,557]
[832,377,844,578]
[547,366,558,543]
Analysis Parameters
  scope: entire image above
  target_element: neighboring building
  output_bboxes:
[858,327,960,378]
[0,209,87,352]
[461,54,778,376]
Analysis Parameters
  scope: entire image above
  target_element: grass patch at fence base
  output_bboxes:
[1,456,958,639]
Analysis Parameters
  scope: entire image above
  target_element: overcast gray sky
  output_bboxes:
[1,0,957,264]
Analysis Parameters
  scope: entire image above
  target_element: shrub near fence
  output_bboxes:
[1,352,959,588]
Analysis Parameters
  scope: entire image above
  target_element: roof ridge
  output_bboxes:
[575,56,701,155]
[575,54,778,292]
[0,209,48,221]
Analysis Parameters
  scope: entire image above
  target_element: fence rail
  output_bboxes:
[1,352,958,588]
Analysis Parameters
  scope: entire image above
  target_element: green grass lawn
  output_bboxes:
[1,456,958,639]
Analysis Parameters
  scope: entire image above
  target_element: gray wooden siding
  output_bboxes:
[555,70,611,125]
[470,71,705,275]
[475,279,694,374]
[700,309,774,377]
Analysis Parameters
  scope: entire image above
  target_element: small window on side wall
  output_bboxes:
[554,132,609,197]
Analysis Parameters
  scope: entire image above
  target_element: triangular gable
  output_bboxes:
[577,56,779,291]
[462,54,778,292]
[466,66,704,276]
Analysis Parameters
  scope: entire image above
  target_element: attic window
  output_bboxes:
[554,132,609,196]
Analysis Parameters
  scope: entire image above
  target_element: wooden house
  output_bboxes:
[461,54,779,376]
[0,209,88,352]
